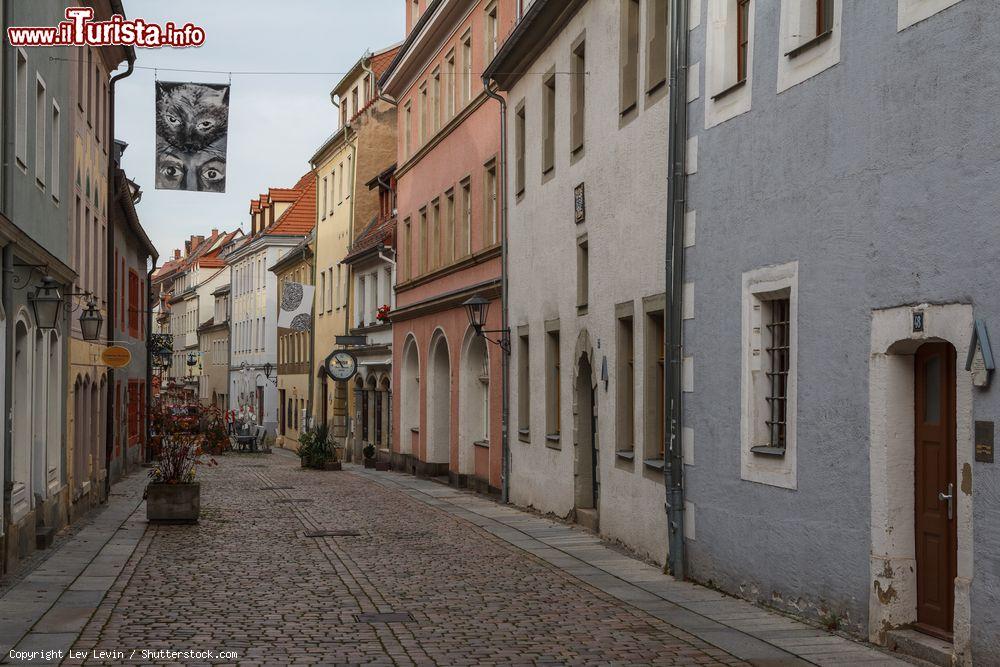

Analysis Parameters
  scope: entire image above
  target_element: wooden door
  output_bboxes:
[914,342,957,639]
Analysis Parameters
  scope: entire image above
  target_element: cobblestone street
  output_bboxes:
[1,452,911,666]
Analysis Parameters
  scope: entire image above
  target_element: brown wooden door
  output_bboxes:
[914,342,957,639]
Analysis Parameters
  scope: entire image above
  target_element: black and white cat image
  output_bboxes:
[154,81,230,192]
[155,81,229,153]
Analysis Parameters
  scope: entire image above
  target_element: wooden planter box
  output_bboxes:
[146,483,200,524]
[363,458,376,469]
[302,460,342,471]
[375,461,390,471]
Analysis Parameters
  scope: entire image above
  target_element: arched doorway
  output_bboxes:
[400,335,420,455]
[574,352,598,517]
[12,318,32,517]
[459,330,489,477]
[377,375,391,450]
[426,333,451,466]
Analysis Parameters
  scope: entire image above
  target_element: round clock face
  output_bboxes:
[326,350,358,381]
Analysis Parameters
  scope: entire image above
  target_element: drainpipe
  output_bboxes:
[481,78,510,505]
[664,0,690,579]
[106,51,135,495]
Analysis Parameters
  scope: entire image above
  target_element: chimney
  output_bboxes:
[211,228,219,238]
[194,235,205,248]
[183,240,191,256]
[173,249,180,260]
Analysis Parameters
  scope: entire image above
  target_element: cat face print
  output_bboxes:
[155,81,230,192]
[156,82,230,153]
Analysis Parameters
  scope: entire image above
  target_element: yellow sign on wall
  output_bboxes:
[101,346,132,368]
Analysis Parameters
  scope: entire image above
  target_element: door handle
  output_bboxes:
[938,483,954,521]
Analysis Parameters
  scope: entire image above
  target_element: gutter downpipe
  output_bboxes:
[665,0,689,579]
[145,259,157,463]
[481,78,510,505]
[106,54,135,496]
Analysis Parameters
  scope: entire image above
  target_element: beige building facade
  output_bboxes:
[272,237,313,451]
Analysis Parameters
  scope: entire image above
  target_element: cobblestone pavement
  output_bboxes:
[69,453,747,666]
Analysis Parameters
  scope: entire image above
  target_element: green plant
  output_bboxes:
[363,443,376,460]
[297,422,336,468]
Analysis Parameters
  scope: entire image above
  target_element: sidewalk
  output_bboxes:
[0,472,147,663]
[354,465,916,667]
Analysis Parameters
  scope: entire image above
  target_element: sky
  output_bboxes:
[116,1,406,261]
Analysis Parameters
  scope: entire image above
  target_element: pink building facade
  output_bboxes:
[382,0,515,493]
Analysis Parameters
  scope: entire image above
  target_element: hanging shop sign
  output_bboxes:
[101,345,132,368]
[324,349,358,382]
[155,81,230,192]
[966,319,995,388]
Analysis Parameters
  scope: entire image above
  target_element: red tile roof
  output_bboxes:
[371,46,401,79]
[343,215,395,263]
[264,170,317,237]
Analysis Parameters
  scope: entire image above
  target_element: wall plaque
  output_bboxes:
[574,183,585,224]
[975,420,994,463]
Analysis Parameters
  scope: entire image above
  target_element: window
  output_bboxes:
[51,102,61,201]
[644,305,665,464]
[484,2,499,62]
[15,50,27,167]
[778,0,841,91]
[419,208,428,275]
[319,271,326,313]
[737,0,750,82]
[338,162,344,203]
[77,47,85,111]
[571,38,586,153]
[576,235,588,313]
[897,0,963,31]
[128,270,140,337]
[461,31,473,105]
[86,49,93,127]
[404,101,412,157]
[35,76,47,185]
[545,324,561,442]
[741,261,797,488]
[402,218,412,280]
[445,49,456,119]
[327,266,334,312]
[619,0,640,114]
[321,176,328,217]
[419,83,428,145]
[431,67,441,133]
[541,71,556,174]
[430,199,440,270]
[460,177,472,256]
[351,86,359,118]
[484,161,498,246]
[646,0,668,93]
[444,189,455,266]
[518,326,530,442]
[514,102,526,196]
[616,305,635,455]
[329,171,335,214]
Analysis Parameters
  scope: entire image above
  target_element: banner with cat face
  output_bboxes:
[155,81,230,193]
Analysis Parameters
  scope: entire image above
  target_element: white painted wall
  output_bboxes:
[505,0,669,565]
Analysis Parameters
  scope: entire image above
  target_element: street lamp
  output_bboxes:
[29,276,63,330]
[78,299,103,341]
[263,362,273,379]
[186,352,198,367]
[462,295,509,353]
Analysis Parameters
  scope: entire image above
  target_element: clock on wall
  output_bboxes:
[324,349,359,382]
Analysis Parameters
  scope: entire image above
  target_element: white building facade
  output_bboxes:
[486,0,670,565]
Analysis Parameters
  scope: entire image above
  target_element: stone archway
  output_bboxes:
[459,328,489,478]
[869,303,974,664]
[11,316,32,519]
[399,334,420,455]
[572,329,599,528]
[426,331,452,466]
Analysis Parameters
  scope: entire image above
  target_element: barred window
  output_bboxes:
[765,298,790,449]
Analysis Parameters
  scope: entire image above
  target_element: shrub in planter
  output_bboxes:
[297,423,340,470]
[362,443,376,468]
[145,399,217,523]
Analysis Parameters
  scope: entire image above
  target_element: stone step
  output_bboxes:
[886,628,953,667]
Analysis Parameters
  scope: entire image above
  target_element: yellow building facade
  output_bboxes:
[272,236,314,451]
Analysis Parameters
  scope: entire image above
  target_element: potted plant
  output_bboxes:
[145,401,217,523]
[297,423,341,470]
[376,304,391,324]
[363,443,376,469]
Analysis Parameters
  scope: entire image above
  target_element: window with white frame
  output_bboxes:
[50,101,60,201]
[15,50,27,168]
[777,0,841,93]
[705,0,755,128]
[517,326,530,442]
[741,261,798,489]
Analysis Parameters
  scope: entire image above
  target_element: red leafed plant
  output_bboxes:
[376,304,391,323]
[148,399,218,484]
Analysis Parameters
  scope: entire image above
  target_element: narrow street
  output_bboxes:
[0,453,910,666]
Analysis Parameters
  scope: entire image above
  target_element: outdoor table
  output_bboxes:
[235,434,257,452]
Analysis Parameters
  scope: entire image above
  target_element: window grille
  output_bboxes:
[765,298,790,449]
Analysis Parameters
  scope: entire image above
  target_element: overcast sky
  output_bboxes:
[116,1,405,261]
